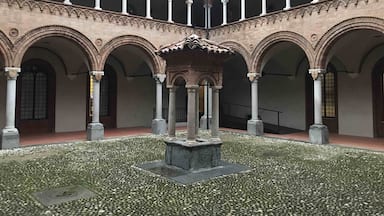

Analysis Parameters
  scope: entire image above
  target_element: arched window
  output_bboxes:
[322,65,337,118]
[20,64,49,120]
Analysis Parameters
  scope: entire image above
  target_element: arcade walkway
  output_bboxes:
[19,128,384,152]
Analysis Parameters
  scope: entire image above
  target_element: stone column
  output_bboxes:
[146,0,152,19]
[122,0,128,14]
[152,74,167,135]
[309,69,329,144]
[87,71,104,141]
[200,82,210,129]
[206,3,212,29]
[284,0,291,10]
[247,73,264,136]
[168,87,176,138]
[168,0,173,22]
[208,86,212,125]
[63,0,72,5]
[260,0,267,16]
[211,87,220,140]
[221,0,228,25]
[240,0,245,21]
[195,86,200,135]
[1,67,21,149]
[186,0,193,26]
[187,85,198,141]
[94,0,102,10]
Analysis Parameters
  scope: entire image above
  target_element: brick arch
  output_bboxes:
[167,73,187,88]
[0,31,13,66]
[13,25,98,69]
[315,17,384,69]
[197,74,222,88]
[219,41,252,73]
[251,31,315,74]
[99,35,164,75]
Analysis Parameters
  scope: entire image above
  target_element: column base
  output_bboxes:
[87,123,104,141]
[152,119,167,135]
[199,116,212,129]
[1,128,20,149]
[247,120,264,136]
[309,124,329,144]
[0,128,20,149]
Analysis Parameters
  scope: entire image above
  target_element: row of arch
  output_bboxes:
[220,17,384,74]
[0,26,164,74]
[1,17,384,76]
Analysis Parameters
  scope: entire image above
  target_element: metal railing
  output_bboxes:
[221,102,283,133]
[153,107,187,123]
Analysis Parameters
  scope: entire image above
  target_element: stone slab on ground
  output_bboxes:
[135,160,250,185]
[32,185,96,206]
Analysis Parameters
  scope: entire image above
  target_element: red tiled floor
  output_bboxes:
[19,127,384,152]
[265,132,384,152]
[20,127,185,147]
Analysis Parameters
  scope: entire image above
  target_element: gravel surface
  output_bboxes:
[0,132,383,215]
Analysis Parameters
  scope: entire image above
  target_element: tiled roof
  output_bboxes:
[157,34,234,56]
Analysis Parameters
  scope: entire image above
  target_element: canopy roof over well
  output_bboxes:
[157,34,234,56]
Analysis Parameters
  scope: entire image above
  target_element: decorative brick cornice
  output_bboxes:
[209,0,380,37]
[1,0,204,36]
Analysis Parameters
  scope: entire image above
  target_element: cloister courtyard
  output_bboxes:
[0,130,383,215]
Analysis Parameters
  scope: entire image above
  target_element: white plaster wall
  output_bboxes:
[55,75,87,132]
[337,72,373,137]
[334,45,384,137]
[221,56,251,119]
[259,73,306,130]
[116,75,155,128]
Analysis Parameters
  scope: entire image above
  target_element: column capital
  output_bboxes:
[221,0,229,3]
[4,67,21,80]
[309,69,326,81]
[203,0,213,8]
[212,86,222,90]
[247,72,261,82]
[186,84,199,90]
[154,74,166,83]
[89,71,104,81]
[186,0,193,4]
[63,0,72,5]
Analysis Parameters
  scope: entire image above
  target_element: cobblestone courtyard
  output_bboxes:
[0,132,383,215]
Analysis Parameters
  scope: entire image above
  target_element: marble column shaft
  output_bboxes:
[168,0,173,22]
[4,67,20,130]
[122,0,128,14]
[187,86,198,141]
[211,87,220,139]
[168,87,176,137]
[94,0,101,10]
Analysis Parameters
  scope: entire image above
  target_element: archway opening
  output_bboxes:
[258,41,310,134]
[320,29,384,137]
[101,45,157,129]
[18,36,92,134]
[220,53,249,130]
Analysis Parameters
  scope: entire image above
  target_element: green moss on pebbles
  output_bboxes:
[0,133,383,215]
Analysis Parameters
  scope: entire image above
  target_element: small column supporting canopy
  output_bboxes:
[157,34,233,171]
